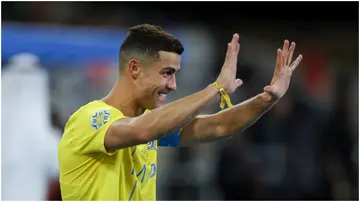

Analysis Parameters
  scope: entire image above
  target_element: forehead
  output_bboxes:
[156,51,181,71]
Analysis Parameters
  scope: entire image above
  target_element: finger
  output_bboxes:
[234,42,240,65]
[228,34,240,66]
[290,54,303,71]
[281,50,287,74]
[282,39,289,52]
[231,34,239,58]
[224,43,232,66]
[287,42,296,66]
[236,42,240,54]
[271,48,282,85]
[276,48,281,69]
[279,50,285,70]
[263,85,273,93]
[224,33,239,61]
[235,78,243,88]
[231,33,239,45]
[282,40,289,65]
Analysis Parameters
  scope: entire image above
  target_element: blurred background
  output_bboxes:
[1,1,358,201]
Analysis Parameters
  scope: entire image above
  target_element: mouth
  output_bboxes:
[157,91,169,102]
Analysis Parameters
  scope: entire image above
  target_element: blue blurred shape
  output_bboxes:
[2,23,127,66]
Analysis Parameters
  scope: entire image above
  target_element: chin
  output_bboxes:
[153,103,163,109]
[153,101,167,109]
[144,102,160,110]
[142,98,165,110]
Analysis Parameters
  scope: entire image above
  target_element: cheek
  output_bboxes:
[137,73,167,96]
[138,79,159,96]
[146,76,167,88]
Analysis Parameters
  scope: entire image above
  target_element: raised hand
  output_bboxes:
[264,40,303,99]
[216,34,243,94]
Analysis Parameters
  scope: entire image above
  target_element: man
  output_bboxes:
[58,24,303,200]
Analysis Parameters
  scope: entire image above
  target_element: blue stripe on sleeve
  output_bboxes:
[158,130,181,148]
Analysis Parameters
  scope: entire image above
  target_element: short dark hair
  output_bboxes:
[119,24,184,70]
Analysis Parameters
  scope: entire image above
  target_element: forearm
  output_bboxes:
[180,38,302,143]
[215,92,277,137]
[179,92,278,146]
[137,84,219,141]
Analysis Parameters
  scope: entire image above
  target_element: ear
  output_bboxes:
[128,59,141,79]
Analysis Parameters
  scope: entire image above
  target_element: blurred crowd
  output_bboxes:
[1,2,358,201]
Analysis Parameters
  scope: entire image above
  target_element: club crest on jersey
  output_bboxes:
[147,140,156,151]
[91,109,111,131]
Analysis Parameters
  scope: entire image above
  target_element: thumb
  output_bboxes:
[263,85,273,93]
[235,79,243,88]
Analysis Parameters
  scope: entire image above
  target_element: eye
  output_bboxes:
[163,71,172,77]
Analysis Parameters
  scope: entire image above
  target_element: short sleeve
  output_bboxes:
[158,129,181,148]
[64,105,125,155]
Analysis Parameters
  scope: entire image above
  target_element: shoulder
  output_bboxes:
[65,100,124,132]
[60,100,125,150]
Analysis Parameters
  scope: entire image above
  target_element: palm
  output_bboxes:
[217,34,243,94]
[264,40,303,99]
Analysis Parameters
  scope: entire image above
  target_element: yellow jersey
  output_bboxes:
[58,100,180,200]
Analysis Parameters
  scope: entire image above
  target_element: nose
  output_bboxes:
[167,75,177,91]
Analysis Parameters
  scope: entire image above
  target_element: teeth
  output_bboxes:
[159,93,167,97]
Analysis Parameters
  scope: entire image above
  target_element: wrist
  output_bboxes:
[208,83,221,96]
[211,81,233,109]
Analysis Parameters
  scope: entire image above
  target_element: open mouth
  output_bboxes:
[158,92,167,98]
[157,91,169,102]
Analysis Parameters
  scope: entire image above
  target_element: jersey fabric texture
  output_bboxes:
[58,100,180,200]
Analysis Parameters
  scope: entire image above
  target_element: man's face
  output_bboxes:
[135,51,181,110]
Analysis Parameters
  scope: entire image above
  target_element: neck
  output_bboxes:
[102,77,145,117]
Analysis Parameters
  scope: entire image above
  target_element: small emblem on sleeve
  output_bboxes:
[147,140,156,151]
[91,109,111,131]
